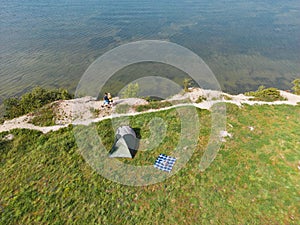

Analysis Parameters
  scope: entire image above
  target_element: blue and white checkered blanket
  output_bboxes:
[154,154,176,172]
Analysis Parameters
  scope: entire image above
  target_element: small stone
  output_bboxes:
[4,134,14,141]
[248,126,254,131]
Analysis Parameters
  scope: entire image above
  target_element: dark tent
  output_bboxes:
[109,126,139,158]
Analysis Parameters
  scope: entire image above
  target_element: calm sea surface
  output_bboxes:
[1,0,300,99]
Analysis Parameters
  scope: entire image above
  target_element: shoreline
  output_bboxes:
[1,89,299,134]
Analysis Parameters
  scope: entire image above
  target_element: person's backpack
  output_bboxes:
[108,93,113,102]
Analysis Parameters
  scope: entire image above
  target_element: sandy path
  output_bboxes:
[1,89,299,134]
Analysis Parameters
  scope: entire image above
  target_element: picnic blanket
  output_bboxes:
[154,154,176,172]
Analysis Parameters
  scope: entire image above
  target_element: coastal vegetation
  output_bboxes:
[120,83,140,98]
[292,79,300,95]
[3,87,73,120]
[245,86,286,102]
[29,104,57,127]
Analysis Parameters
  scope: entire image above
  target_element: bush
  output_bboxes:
[183,78,192,92]
[120,83,139,98]
[3,97,23,119]
[195,96,207,103]
[292,79,300,95]
[3,87,73,119]
[221,94,233,101]
[30,104,56,126]
[245,87,286,102]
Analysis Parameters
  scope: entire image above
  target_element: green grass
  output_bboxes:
[0,104,299,224]
[135,101,173,112]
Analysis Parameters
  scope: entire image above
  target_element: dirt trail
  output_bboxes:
[1,88,299,134]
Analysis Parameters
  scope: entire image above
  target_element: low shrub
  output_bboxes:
[30,104,56,126]
[3,86,73,119]
[135,101,172,112]
[292,79,300,95]
[90,108,101,117]
[196,96,207,103]
[245,87,286,102]
[221,94,233,100]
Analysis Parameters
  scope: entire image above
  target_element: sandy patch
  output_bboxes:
[1,88,299,134]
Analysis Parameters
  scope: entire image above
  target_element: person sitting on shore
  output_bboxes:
[102,92,110,107]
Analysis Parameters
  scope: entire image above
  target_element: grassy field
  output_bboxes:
[0,104,299,224]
